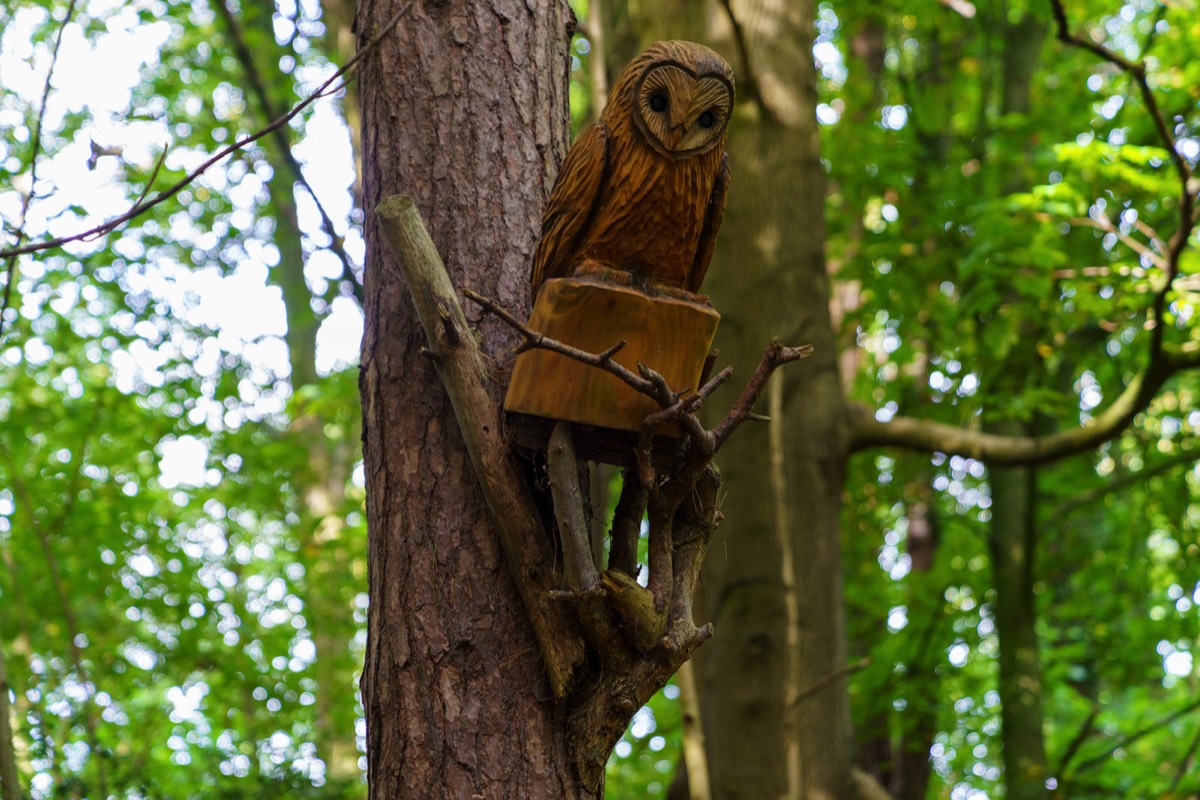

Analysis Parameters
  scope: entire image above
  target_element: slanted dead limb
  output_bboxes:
[548,421,599,592]
[375,196,585,698]
[378,194,811,788]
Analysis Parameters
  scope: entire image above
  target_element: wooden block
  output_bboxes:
[504,277,720,438]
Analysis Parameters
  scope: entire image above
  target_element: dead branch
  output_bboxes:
[0,0,81,339]
[0,2,412,264]
[213,0,363,301]
[608,468,646,577]
[548,421,599,591]
[375,195,584,698]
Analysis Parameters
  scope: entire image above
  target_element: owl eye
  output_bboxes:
[697,110,717,129]
[649,93,668,113]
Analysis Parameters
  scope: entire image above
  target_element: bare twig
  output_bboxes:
[714,0,775,123]
[0,2,412,264]
[213,0,363,301]
[0,0,81,339]
[632,364,735,489]
[795,657,871,704]
[1036,211,1166,270]
[465,287,668,401]
[1045,444,1200,528]
[1056,705,1100,777]
[712,339,814,450]
[118,147,170,221]
[1169,723,1200,794]
[1072,695,1200,775]
[1049,0,1196,350]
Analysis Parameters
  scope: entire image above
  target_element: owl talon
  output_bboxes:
[573,263,634,287]
[651,285,712,306]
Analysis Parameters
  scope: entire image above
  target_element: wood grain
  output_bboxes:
[505,276,720,437]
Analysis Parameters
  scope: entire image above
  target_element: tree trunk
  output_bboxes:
[217,0,366,775]
[703,4,854,798]
[0,637,20,800]
[987,428,1049,800]
[355,0,587,796]
[985,11,1050,799]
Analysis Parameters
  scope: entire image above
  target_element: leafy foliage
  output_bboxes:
[1,0,1198,798]
[1,0,365,796]
[825,0,1200,797]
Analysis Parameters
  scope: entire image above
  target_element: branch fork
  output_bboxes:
[380,196,811,789]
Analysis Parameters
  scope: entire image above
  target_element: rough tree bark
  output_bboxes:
[355,0,584,796]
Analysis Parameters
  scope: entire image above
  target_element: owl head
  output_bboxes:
[605,40,735,159]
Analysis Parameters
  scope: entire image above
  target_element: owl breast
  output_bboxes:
[579,133,722,290]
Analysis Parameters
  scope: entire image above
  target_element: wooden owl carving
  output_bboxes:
[532,40,734,299]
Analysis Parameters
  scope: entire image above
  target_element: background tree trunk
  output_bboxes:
[703,3,855,798]
[988,431,1049,800]
[617,1,856,797]
[355,0,589,796]
[214,0,367,778]
[986,11,1050,798]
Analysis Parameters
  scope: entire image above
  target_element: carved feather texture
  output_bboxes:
[532,41,734,298]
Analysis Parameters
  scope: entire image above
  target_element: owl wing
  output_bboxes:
[686,152,730,293]
[531,123,611,298]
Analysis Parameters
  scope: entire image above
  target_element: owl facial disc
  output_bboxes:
[633,60,734,158]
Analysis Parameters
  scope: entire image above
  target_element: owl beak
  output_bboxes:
[665,125,687,150]
[666,101,692,150]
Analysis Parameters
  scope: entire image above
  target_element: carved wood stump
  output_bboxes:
[504,276,720,466]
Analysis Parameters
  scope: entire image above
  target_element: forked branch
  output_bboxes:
[469,289,811,616]
[383,194,811,788]
[0,3,413,263]
[854,3,1200,463]
[1049,0,1195,345]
